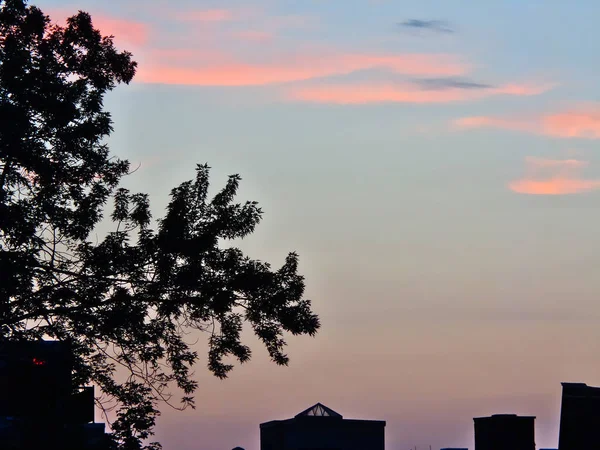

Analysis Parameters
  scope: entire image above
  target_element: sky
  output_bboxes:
[32,0,600,448]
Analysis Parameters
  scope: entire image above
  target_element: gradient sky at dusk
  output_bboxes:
[33,0,600,448]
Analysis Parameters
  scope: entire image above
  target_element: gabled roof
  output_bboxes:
[295,403,343,419]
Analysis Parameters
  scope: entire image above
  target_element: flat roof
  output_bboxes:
[260,418,386,428]
[260,403,386,428]
[474,414,536,420]
[562,382,600,389]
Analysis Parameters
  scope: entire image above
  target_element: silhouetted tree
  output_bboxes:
[0,1,320,448]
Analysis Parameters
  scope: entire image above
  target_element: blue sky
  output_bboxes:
[32,0,600,448]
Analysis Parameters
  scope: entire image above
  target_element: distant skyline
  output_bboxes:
[32,0,600,448]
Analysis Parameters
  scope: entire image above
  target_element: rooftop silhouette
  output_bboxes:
[261,403,385,450]
[474,414,535,450]
[558,382,600,450]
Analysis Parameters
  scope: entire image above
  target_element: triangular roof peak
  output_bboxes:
[295,403,343,418]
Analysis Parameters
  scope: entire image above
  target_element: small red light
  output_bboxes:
[32,357,46,366]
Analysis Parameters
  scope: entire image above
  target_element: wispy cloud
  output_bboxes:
[399,19,454,34]
[413,77,492,90]
[49,7,468,88]
[136,53,468,87]
[286,81,553,105]
[51,4,557,112]
[508,156,600,195]
[455,105,600,139]
[171,7,317,31]
[522,156,588,169]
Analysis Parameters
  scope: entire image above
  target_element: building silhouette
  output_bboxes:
[473,414,535,450]
[0,340,109,449]
[558,382,600,450]
[6,342,597,450]
[260,402,385,450]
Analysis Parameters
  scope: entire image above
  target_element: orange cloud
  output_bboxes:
[136,53,468,86]
[509,178,600,195]
[509,157,600,195]
[286,82,551,105]
[456,106,600,139]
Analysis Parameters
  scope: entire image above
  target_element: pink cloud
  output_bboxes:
[542,110,600,138]
[288,84,472,104]
[45,5,557,111]
[509,157,600,195]
[231,30,274,42]
[92,16,149,47]
[176,9,235,22]
[494,83,557,96]
[455,116,502,127]
[455,105,600,139]
[455,116,538,133]
[170,7,316,33]
[286,82,551,105]
[47,9,148,47]
[135,53,468,87]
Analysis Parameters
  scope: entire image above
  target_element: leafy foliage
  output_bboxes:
[0,1,320,448]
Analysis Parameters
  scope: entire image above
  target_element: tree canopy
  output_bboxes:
[0,1,320,448]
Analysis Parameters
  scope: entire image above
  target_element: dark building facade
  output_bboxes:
[0,340,109,449]
[473,414,535,450]
[558,382,600,450]
[260,403,385,450]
